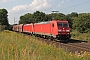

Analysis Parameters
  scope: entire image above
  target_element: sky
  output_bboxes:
[0,0,90,24]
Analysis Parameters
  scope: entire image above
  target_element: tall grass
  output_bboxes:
[71,30,90,42]
[0,30,90,60]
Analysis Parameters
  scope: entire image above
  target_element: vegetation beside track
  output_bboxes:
[0,30,90,60]
[71,30,90,42]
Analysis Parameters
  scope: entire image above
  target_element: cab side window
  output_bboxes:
[52,24,54,27]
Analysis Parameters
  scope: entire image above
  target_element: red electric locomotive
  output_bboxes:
[33,20,71,41]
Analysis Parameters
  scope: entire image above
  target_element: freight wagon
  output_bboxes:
[12,24,23,32]
[23,23,33,34]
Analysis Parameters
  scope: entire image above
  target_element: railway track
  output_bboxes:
[25,33,90,53]
[67,43,90,51]
[60,42,90,53]
[36,37,90,53]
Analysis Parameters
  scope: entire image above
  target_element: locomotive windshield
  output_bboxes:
[57,22,68,27]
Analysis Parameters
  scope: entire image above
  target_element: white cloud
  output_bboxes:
[0,0,12,3]
[11,5,29,12]
[9,0,51,13]
[29,0,51,10]
[58,0,70,7]
[61,0,65,4]
[58,0,64,7]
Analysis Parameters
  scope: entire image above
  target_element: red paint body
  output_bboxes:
[33,20,70,39]
[23,24,33,33]
[34,22,51,35]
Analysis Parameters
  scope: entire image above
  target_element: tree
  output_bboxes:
[33,11,47,23]
[65,12,78,28]
[0,8,9,30]
[19,13,34,24]
[19,11,47,24]
[72,13,90,33]
[50,13,65,20]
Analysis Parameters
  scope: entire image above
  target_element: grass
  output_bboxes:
[0,30,90,60]
[71,30,90,42]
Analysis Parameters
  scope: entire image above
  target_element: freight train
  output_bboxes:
[12,20,71,42]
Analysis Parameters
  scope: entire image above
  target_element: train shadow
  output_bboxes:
[66,39,88,43]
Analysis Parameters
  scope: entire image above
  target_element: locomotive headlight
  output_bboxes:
[58,30,62,32]
[66,30,70,32]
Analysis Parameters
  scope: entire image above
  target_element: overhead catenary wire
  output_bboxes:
[78,8,90,13]
[59,0,90,11]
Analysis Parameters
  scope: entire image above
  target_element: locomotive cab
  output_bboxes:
[57,21,71,40]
